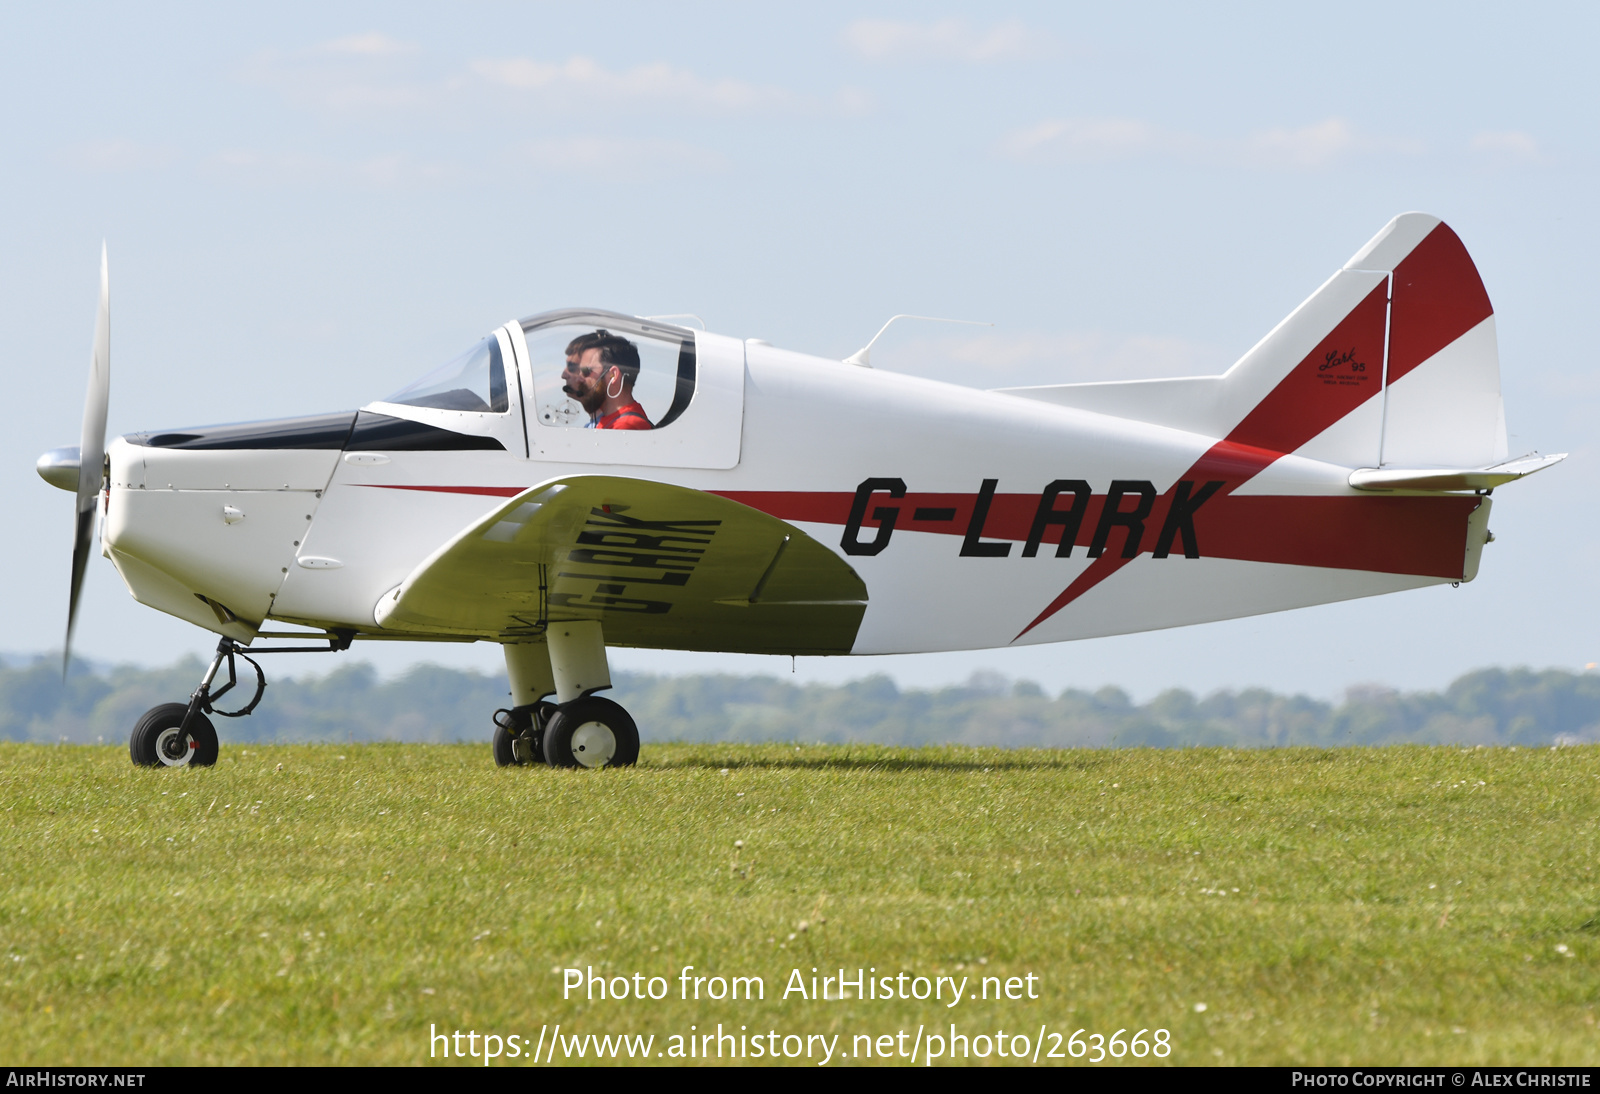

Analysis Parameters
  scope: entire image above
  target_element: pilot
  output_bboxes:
[561,330,653,430]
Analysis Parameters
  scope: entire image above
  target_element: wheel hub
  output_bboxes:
[569,721,617,768]
[154,727,194,767]
[511,733,535,764]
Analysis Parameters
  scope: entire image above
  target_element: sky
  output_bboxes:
[4,2,1596,701]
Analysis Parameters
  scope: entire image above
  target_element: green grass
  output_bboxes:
[1,742,1597,1066]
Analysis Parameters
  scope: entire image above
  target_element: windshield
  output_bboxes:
[385,336,508,413]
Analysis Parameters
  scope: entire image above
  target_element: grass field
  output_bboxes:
[1,741,1597,1066]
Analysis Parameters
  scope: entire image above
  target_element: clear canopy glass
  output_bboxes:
[385,337,508,413]
[522,318,693,429]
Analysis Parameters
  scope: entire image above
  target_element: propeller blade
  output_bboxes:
[65,244,109,674]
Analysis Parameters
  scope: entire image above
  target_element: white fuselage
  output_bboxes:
[99,315,1485,657]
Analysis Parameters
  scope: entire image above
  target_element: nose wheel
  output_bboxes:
[129,702,219,767]
[126,632,352,769]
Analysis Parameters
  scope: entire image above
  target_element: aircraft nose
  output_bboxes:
[36,446,81,491]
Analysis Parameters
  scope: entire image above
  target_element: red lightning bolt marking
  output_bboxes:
[1015,222,1490,640]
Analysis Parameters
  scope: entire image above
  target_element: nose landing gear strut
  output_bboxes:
[128,631,353,768]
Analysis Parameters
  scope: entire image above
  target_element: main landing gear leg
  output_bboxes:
[539,621,638,769]
[494,641,558,766]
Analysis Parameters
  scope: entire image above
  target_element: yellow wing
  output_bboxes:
[375,476,867,654]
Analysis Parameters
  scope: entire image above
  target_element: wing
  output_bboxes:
[374,475,868,654]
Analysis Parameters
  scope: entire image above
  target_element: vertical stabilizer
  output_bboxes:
[1355,217,1503,468]
[996,213,1505,472]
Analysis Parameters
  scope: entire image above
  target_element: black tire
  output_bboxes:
[492,717,521,767]
[543,696,639,769]
[492,702,556,767]
[129,703,219,768]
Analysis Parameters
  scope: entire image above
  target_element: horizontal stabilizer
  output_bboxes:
[1348,452,1566,493]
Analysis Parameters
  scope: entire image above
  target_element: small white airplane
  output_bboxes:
[38,213,1563,770]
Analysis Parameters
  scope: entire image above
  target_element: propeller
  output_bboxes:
[65,244,110,675]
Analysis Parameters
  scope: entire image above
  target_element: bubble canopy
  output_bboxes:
[518,311,696,430]
[382,311,697,428]
[385,337,509,413]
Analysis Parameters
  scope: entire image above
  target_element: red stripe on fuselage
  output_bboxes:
[348,481,1473,619]
[1194,494,1477,575]
[364,482,1474,579]
[355,484,525,497]
[1011,222,1494,637]
[713,489,1476,581]
[1011,283,1392,637]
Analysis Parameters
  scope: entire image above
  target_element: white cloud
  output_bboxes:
[518,136,726,175]
[239,45,447,114]
[1469,130,1542,163]
[999,115,1421,170]
[998,118,1170,162]
[1238,118,1421,168]
[204,137,722,188]
[65,139,176,172]
[313,32,416,57]
[470,56,804,113]
[833,86,875,116]
[209,149,460,188]
[245,41,827,120]
[1246,118,1359,168]
[843,17,1049,62]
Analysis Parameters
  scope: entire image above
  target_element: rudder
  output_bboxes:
[1357,216,1503,469]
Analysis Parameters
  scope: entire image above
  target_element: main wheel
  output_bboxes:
[492,702,555,767]
[129,703,219,768]
[543,696,639,769]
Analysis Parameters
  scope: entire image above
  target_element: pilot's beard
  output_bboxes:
[564,384,605,415]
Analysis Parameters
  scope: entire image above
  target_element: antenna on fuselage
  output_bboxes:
[843,314,993,368]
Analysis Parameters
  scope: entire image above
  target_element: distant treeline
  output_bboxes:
[4,655,1600,748]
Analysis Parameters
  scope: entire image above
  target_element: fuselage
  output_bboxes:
[96,306,1488,657]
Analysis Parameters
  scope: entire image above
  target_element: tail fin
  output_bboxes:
[998,213,1508,470]
[1351,215,1504,468]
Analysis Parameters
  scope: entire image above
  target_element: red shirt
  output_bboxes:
[593,401,653,430]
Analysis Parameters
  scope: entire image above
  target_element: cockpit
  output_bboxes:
[372,309,743,469]
[386,311,695,430]
[526,316,696,430]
